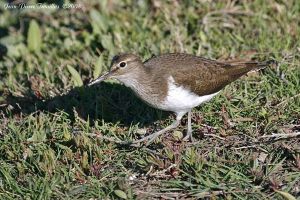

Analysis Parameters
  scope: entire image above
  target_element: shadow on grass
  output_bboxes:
[1,82,168,126]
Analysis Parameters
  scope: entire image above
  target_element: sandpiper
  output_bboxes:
[89,53,273,145]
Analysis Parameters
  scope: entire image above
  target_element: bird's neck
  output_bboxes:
[117,66,150,88]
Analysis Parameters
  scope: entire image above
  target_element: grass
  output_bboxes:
[0,0,299,199]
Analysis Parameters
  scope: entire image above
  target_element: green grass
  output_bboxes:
[0,0,300,199]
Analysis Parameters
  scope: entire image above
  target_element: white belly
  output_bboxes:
[161,76,219,112]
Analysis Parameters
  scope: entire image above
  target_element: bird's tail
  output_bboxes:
[228,59,277,70]
[224,59,277,78]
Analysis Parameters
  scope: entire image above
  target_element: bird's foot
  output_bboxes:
[129,132,161,146]
[183,131,194,142]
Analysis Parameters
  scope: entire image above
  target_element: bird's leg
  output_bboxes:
[130,112,186,146]
[183,111,193,141]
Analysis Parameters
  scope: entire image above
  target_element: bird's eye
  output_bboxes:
[119,62,127,68]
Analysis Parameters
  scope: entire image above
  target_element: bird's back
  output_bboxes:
[144,53,268,96]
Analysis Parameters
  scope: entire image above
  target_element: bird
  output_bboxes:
[88,53,273,146]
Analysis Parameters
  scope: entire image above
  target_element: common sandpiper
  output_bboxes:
[88,53,273,146]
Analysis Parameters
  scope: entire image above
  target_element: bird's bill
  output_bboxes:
[88,71,111,86]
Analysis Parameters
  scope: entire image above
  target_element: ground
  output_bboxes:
[0,0,299,199]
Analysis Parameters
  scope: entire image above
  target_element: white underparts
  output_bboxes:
[162,76,219,114]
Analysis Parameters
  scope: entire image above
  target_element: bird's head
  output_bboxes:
[88,53,143,86]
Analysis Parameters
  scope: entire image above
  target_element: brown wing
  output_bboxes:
[144,53,270,96]
[173,61,244,96]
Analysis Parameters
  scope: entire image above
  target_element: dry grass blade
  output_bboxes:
[259,132,300,139]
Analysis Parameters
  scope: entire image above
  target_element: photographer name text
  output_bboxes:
[3,3,83,10]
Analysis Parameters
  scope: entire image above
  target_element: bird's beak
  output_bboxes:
[88,71,111,86]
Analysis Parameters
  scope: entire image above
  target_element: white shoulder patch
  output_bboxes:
[162,76,219,112]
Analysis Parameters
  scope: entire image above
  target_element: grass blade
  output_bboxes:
[27,20,42,53]
[67,65,83,87]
